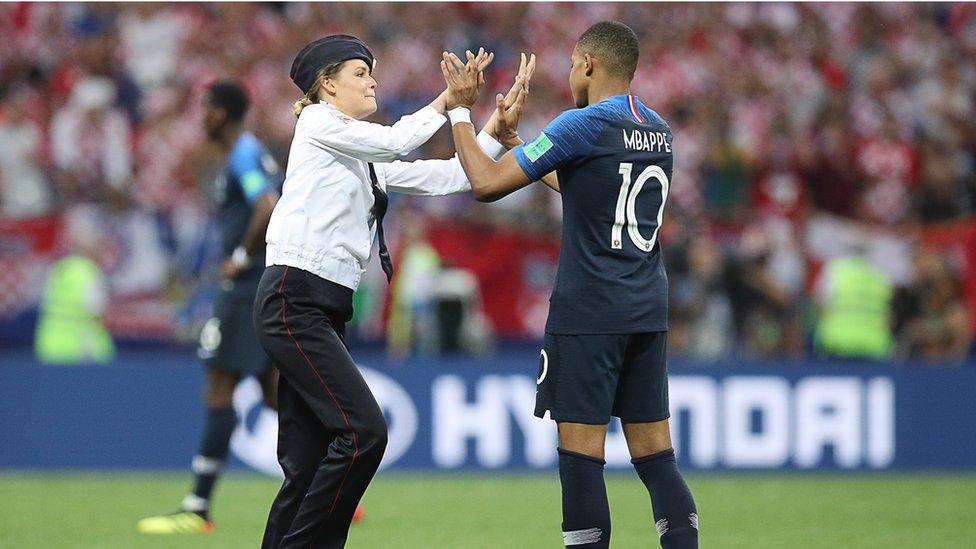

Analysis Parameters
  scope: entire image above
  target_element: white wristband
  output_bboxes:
[476,130,506,160]
[448,107,471,126]
[231,246,251,269]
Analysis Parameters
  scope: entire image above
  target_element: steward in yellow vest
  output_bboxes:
[34,254,115,365]
[815,255,893,360]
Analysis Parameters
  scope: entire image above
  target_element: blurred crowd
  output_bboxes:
[1,3,975,363]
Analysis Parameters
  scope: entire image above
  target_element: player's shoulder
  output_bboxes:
[226,133,268,178]
[230,133,264,161]
[297,102,352,130]
[549,105,594,126]
[544,104,612,141]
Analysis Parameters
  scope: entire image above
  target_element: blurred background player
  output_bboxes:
[138,80,281,535]
[443,21,697,549]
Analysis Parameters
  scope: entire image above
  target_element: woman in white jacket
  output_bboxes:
[254,35,530,548]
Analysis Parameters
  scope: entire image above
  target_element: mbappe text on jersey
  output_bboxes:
[623,128,671,153]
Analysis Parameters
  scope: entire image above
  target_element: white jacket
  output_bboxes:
[266,102,503,290]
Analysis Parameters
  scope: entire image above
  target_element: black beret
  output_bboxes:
[290,35,375,95]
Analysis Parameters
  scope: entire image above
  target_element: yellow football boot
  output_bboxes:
[137,511,214,534]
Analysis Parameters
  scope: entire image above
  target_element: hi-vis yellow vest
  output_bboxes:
[815,256,893,360]
[34,255,115,365]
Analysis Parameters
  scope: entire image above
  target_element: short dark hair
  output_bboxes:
[206,80,249,122]
[576,21,640,80]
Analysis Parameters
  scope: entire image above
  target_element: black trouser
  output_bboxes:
[254,265,388,549]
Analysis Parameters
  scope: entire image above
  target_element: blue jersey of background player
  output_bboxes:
[443,21,698,549]
[138,81,281,535]
[213,130,283,296]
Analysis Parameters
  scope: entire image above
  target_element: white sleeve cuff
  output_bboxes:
[476,131,506,160]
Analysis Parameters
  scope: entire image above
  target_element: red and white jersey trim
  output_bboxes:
[628,95,646,124]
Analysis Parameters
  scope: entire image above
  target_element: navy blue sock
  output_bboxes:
[187,406,237,514]
[558,448,610,549]
[632,448,698,548]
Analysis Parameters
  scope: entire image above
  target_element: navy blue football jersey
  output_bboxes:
[513,95,672,334]
[214,132,282,294]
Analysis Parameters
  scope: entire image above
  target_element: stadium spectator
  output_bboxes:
[798,103,863,219]
[669,232,733,360]
[912,136,970,222]
[855,114,917,225]
[118,5,185,91]
[0,85,52,218]
[723,226,800,358]
[892,250,972,362]
[49,76,132,204]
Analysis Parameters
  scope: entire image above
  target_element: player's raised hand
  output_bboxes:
[442,48,493,109]
[492,52,536,147]
[502,52,536,107]
[468,47,494,86]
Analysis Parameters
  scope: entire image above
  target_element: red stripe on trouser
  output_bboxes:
[276,266,361,536]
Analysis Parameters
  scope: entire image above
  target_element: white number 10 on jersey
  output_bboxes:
[612,162,670,251]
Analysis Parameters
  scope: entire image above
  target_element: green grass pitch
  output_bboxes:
[1,472,974,548]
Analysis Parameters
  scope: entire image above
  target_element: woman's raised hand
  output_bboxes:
[442,47,494,110]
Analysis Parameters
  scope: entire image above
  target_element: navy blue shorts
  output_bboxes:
[535,331,670,424]
[199,290,271,376]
